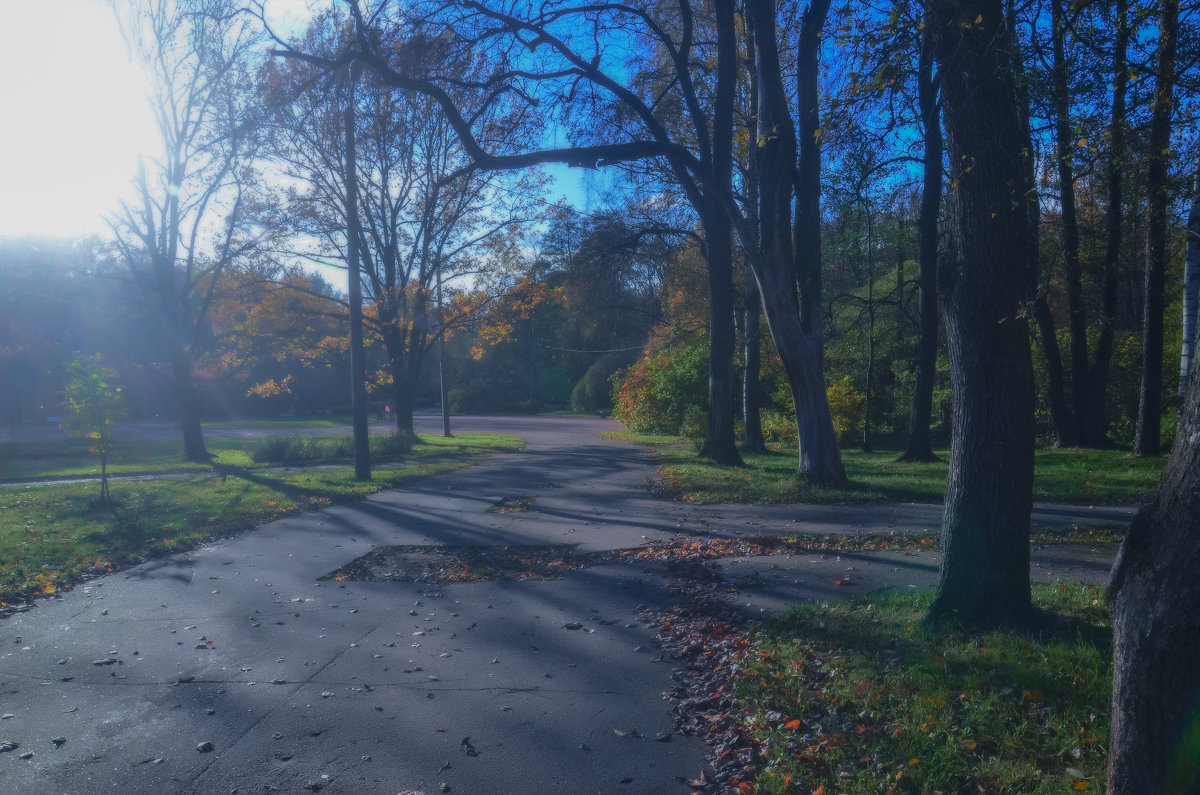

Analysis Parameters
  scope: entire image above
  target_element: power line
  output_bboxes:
[541,343,647,353]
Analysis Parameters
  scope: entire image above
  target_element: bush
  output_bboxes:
[825,376,865,441]
[681,404,707,448]
[760,409,798,446]
[760,376,865,447]
[572,352,638,413]
[611,341,708,435]
[370,431,416,459]
[249,436,333,465]
[249,432,415,466]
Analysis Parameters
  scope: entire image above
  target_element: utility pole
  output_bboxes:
[345,60,371,480]
[437,256,451,437]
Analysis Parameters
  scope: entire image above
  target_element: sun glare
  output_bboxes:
[0,0,157,238]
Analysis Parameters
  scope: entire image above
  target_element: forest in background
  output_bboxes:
[3,1,1200,787]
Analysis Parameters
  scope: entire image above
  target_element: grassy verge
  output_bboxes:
[734,584,1111,794]
[611,433,1163,505]
[0,431,511,481]
[0,433,522,606]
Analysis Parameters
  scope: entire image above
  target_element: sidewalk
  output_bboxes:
[0,417,1132,794]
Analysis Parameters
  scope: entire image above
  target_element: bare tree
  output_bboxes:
[261,10,531,435]
[110,0,267,461]
[270,0,846,481]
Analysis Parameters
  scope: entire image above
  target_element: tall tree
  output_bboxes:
[900,21,943,463]
[345,62,371,480]
[1134,0,1180,456]
[111,0,264,461]
[925,0,1039,627]
[1050,0,1090,443]
[274,0,847,482]
[261,11,526,435]
[1178,157,1200,397]
[1079,0,1131,446]
[1108,292,1200,795]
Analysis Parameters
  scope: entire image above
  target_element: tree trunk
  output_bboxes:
[862,244,875,453]
[747,0,844,484]
[169,342,209,462]
[1034,294,1076,446]
[1134,0,1179,457]
[740,2,766,457]
[1109,295,1200,794]
[1178,157,1200,398]
[699,0,742,467]
[380,320,416,436]
[925,0,1038,629]
[345,64,371,480]
[1079,0,1128,447]
[742,265,767,453]
[901,23,942,464]
[1051,0,1090,445]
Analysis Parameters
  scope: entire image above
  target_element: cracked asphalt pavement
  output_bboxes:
[0,416,1134,794]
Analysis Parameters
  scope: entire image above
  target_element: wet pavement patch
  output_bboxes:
[485,495,536,513]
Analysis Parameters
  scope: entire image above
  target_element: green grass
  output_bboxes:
[0,431,515,481]
[735,584,1111,794]
[612,433,1163,505]
[201,416,349,429]
[0,433,522,605]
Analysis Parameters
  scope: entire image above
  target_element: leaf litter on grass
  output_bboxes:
[325,525,1121,586]
[338,531,1116,795]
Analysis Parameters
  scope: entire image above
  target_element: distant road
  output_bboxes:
[0,412,598,444]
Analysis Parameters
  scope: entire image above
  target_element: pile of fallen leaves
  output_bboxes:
[639,560,774,794]
[327,532,942,585]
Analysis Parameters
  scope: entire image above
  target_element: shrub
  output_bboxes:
[249,436,347,465]
[825,375,865,441]
[681,404,707,448]
[370,431,416,459]
[611,341,708,435]
[760,409,798,446]
[249,434,415,465]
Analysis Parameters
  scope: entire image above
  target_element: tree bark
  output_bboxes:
[1134,0,1179,457]
[740,1,766,456]
[925,0,1038,628]
[1051,0,1090,445]
[1033,294,1076,446]
[1178,157,1200,398]
[901,23,942,464]
[747,0,845,484]
[346,64,371,480]
[1079,0,1128,447]
[1109,297,1200,795]
[169,342,209,462]
[698,0,742,466]
[742,270,767,452]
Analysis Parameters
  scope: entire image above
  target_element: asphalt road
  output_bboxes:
[0,416,1133,794]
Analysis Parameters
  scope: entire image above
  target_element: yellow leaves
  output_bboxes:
[1067,768,1092,789]
[783,719,802,730]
